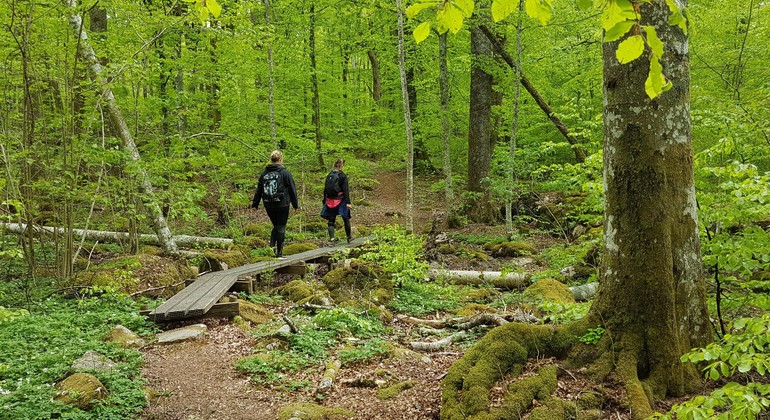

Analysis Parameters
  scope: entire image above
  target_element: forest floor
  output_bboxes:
[139,171,631,420]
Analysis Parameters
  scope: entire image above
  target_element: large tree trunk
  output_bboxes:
[467,26,498,223]
[66,0,179,256]
[589,0,710,415]
[438,33,455,226]
[367,49,381,104]
[309,2,325,171]
[395,0,414,233]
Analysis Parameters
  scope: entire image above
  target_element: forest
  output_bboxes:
[1,0,769,418]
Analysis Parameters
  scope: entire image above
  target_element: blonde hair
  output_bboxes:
[270,150,283,163]
[333,158,344,169]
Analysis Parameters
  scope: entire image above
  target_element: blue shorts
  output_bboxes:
[321,199,351,220]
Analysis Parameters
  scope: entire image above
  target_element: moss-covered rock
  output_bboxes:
[483,241,536,258]
[283,242,319,256]
[454,303,494,317]
[523,278,575,304]
[78,255,193,297]
[105,325,145,348]
[243,222,272,237]
[202,249,251,271]
[237,299,274,325]
[276,280,313,303]
[376,380,415,400]
[240,236,268,249]
[322,260,393,304]
[54,373,109,409]
[278,402,353,420]
[461,288,492,303]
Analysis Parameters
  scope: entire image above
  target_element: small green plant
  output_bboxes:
[389,279,463,316]
[312,308,383,337]
[234,351,314,386]
[654,314,770,419]
[539,301,590,324]
[579,327,605,345]
[358,225,428,283]
[338,338,390,366]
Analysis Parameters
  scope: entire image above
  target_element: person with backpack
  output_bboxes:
[251,150,299,258]
[320,158,352,243]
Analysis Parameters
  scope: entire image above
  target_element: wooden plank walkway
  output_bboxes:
[148,237,370,322]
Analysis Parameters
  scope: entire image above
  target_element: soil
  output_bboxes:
[140,171,628,420]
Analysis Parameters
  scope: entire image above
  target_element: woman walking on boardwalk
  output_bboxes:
[251,150,299,257]
[320,158,352,243]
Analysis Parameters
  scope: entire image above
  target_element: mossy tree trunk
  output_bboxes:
[441,2,711,419]
[588,0,710,416]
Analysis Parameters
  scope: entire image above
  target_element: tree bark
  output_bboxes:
[428,269,531,290]
[309,2,325,171]
[395,0,414,233]
[66,0,179,256]
[467,26,499,223]
[367,49,381,104]
[479,25,586,163]
[505,5,524,238]
[438,33,455,225]
[590,0,710,415]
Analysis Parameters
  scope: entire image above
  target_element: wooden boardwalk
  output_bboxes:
[147,237,369,322]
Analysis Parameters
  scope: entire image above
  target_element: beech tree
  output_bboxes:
[409,0,711,418]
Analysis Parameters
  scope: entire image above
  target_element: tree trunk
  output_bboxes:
[66,0,179,256]
[505,6,523,238]
[438,33,455,226]
[589,0,710,415]
[309,2,325,171]
[264,0,278,148]
[367,49,381,104]
[395,0,414,233]
[467,26,498,223]
[479,25,586,163]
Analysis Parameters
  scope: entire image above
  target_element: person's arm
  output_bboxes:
[251,174,263,209]
[285,170,299,209]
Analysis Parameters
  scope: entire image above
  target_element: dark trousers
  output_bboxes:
[266,206,290,256]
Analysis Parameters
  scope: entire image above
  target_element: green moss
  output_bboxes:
[576,391,603,410]
[278,402,353,420]
[237,299,275,325]
[276,280,313,303]
[284,242,319,256]
[438,243,457,254]
[54,373,109,409]
[441,323,582,420]
[241,236,268,248]
[524,278,575,304]
[203,249,251,269]
[376,380,415,400]
[322,261,392,304]
[243,223,272,237]
[484,241,536,258]
[454,303,493,317]
[461,288,492,302]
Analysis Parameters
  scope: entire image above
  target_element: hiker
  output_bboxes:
[320,158,352,243]
[251,150,299,258]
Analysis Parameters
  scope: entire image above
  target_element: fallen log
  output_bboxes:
[317,360,342,394]
[0,223,233,248]
[455,313,509,330]
[428,269,531,290]
[410,332,465,351]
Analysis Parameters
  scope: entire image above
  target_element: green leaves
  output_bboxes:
[406,1,434,18]
[491,0,519,23]
[616,35,644,64]
[184,0,222,24]
[645,55,672,99]
[413,21,431,43]
[525,0,553,26]
[576,0,593,11]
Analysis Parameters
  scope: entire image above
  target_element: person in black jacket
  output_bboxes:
[251,150,298,257]
[320,158,352,243]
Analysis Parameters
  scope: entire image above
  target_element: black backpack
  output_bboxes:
[324,171,342,198]
[262,171,286,203]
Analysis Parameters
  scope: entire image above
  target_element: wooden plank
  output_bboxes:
[148,237,372,321]
[142,301,239,321]
[276,262,307,276]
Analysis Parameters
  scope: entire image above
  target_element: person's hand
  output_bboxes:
[346,204,352,209]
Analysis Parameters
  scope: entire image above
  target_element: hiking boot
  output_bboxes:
[329,237,339,243]
[346,236,353,244]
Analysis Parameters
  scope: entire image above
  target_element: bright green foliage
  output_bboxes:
[390,279,464,315]
[655,315,770,419]
[0,296,153,419]
[338,338,390,366]
[358,225,428,284]
[579,327,605,345]
[235,352,315,386]
[312,308,384,337]
[538,301,590,324]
